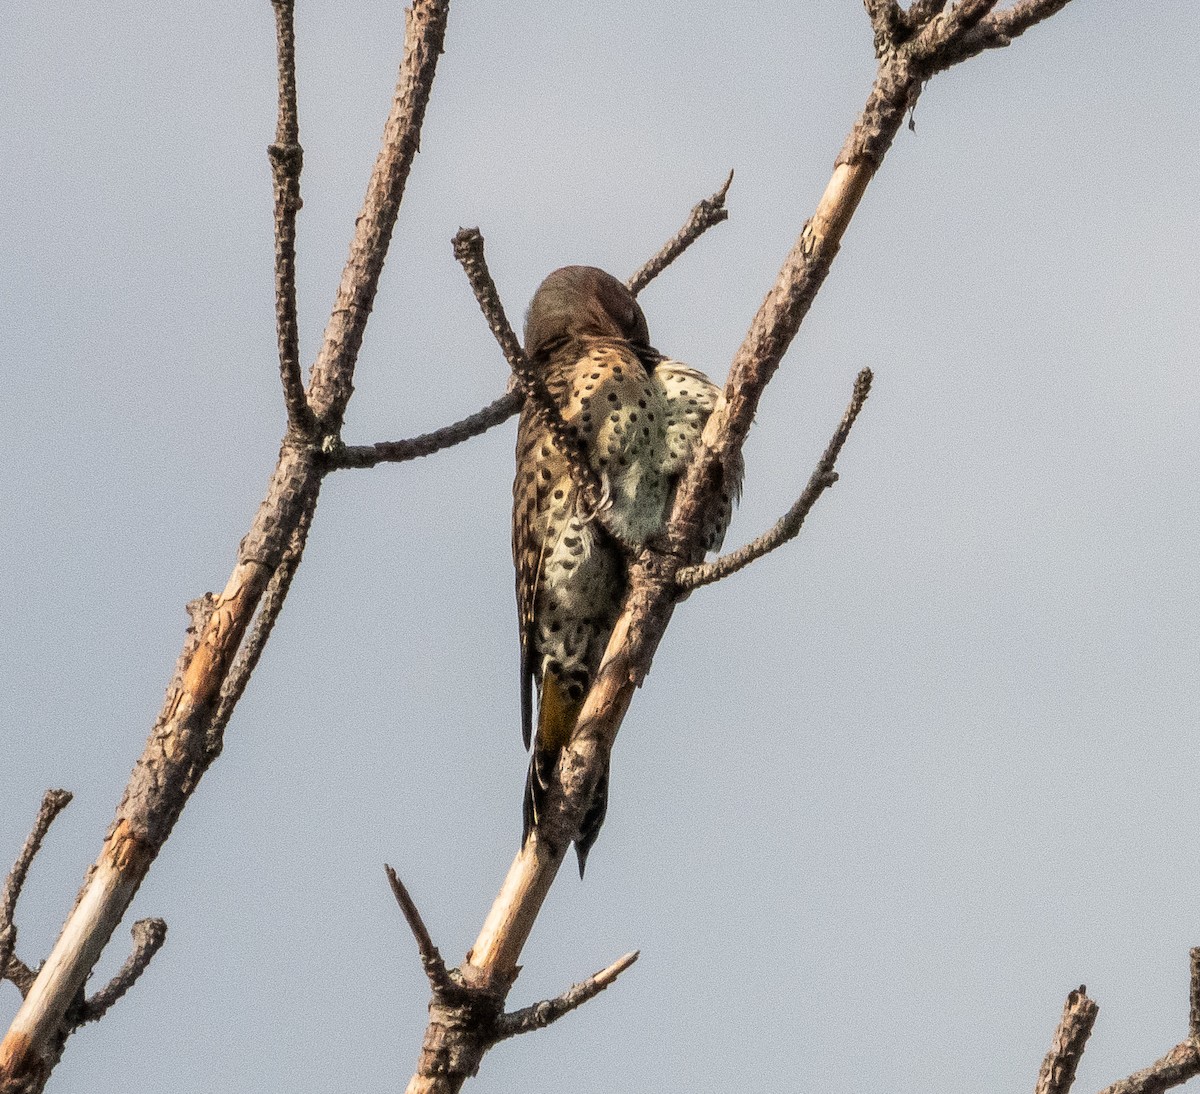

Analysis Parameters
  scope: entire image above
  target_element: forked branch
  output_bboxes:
[410,3,1079,1091]
[389,867,637,1092]
[268,0,312,435]
[1038,951,1200,1094]
[0,3,453,1087]
[331,171,734,473]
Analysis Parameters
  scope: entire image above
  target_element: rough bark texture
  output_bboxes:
[0,2,451,1088]
[400,4,1082,1088]
[1035,987,1098,1094]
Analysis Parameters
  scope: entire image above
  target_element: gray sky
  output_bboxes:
[3,3,1199,1091]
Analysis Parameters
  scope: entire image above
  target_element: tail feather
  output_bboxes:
[523,672,609,874]
[572,766,608,878]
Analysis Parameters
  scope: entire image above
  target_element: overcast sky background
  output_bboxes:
[3,3,1199,1092]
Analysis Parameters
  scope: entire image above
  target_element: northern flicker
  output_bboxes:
[513,265,740,875]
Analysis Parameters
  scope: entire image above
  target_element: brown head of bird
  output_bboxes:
[523,265,651,364]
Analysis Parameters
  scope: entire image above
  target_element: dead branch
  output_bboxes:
[75,919,167,1027]
[451,228,615,532]
[492,951,639,1041]
[625,170,734,297]
[677,366,872,592]
[389,869,635,1090]
[1093,949,1200,1094]
[334,170,733,473]
[406,4,1079,1090]
[305,1,449,434]
[0,3,452,1087]
[1,792,73,998]
[1034,986,1097,1094]
[209,488,319,750]
[330,392,521,469]
[913,0,1074,70]
[386,866,462,1000]
[267,0,312,435]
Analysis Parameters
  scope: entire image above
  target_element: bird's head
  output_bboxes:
[524,266,651,362]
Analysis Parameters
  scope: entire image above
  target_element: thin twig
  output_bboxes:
[1,791,72,936]
[331,391,520,469]
[451,228,617,538]
[306,0,451,432]
[339,169,737,473]
[677,368,873,591]
[492,951,639,1041]
[1,790,73,988]
[76,919,168,1027]
[450,229,526,374]
[385,866,461,999]
[625,171,734,298]
[210,487,319,748]
[268,0,312,435]
[1034,986,1098,1094]
[987,0,1075,37]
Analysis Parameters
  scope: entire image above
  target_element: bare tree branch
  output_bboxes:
[1091,950,1200,1094]
[677,367,872,592]
[1,792,72,996]
[492,951,639,1041]
[209,487,319,750]
[1189,946,1200,1040]
[409,5,1079,1092]
[330,392,521,469]
[267,0,312,435]
[1034,985,1098,1094]
[625,170,734,298]
[306,0,451,432]
[903,0,949,30]
[916,0,1074,70]
[988,0,1075,37]
[335,172,735,474]
[75,919,167,1028]
[386,866,462,1000]
[1098,1043,1200,1094]
[863,0,905,55]
[451,228,636,550]
[1,792,72,942]
[0,4,453,1086]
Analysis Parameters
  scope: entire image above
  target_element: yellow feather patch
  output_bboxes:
[537,674,581,753]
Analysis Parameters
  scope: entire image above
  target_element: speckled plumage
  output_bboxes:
[514,266,739,874]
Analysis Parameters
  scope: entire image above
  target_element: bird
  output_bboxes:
[513,265,740,876]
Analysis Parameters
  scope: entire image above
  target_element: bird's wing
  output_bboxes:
[655,360,742,552]
[513,405,548,750]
